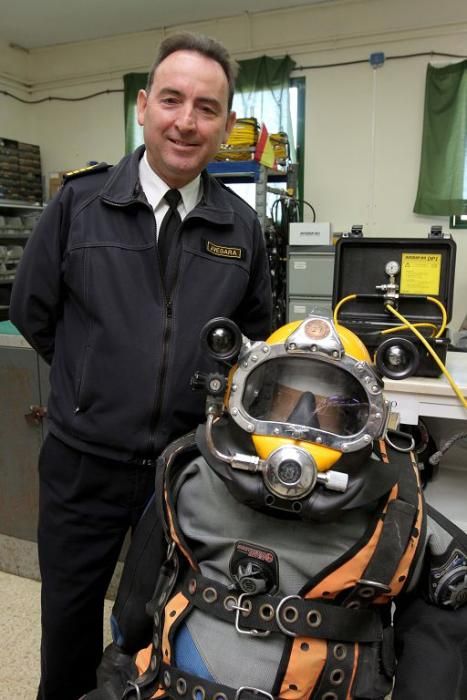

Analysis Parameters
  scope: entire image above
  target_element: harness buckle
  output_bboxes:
[232,593,270,637]
[235,686,274,700]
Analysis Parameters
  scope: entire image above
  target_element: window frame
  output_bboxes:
[290,76,305,220]
[450,214,467,229]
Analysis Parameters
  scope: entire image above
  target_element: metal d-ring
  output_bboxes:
[235,687,273,700]
[125,680,142,700]
[275,595,302,637]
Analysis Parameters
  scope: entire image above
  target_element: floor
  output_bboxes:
[0,570,113,699]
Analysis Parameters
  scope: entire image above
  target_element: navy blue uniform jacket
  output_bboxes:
[9,146,272,462]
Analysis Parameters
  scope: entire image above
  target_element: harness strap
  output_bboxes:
[156,661,275,700]
[183,572,383,643]
[310,641,356,700]
[361,500,416,584]
[343,453,420,607]
[155,431,198,550]
[364,452,419,581]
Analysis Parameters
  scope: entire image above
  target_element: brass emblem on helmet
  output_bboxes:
[304,319,330,340]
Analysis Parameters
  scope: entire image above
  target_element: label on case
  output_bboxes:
[400,253,442,295]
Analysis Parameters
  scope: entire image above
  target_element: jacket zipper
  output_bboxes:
[147,214,180,457]
[74,344,91,414]
[147,298,173,456]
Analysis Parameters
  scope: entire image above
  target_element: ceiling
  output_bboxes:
[1,0,331,51]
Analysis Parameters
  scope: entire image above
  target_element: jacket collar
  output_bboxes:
[99,145,236,225]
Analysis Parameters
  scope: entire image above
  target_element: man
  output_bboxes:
[9,32,272,700]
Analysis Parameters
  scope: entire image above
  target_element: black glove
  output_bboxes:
[80,642,139,699]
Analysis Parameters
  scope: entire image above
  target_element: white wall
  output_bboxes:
[1,0,466,327]
[32,81,125,177]
[0,41,35,141]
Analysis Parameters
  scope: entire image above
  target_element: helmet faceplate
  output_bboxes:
[226,316,388,472]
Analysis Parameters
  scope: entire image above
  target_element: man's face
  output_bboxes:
[137,50,236,188]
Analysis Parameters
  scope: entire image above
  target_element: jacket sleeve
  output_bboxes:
[233,217,272,340]
[9,191,67,364]
[392,506,467,700]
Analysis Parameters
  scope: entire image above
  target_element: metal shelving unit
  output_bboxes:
[207,160,289,232]
[0,200,43,320]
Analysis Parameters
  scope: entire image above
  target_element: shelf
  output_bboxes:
[0,231,31,238]
[207,160,287,183]
[0,199,43,211]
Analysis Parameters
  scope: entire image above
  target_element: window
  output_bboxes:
[123,73,145,155]
[450,214,467,229]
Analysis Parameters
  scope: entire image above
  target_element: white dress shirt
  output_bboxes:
[138,151,203,239]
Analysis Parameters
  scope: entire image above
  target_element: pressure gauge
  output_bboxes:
[385,260,400,276]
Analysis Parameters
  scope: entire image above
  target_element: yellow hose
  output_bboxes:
[427,295,448,338]
[385,303,467,409]
[333,294,357,326]
[333,293,466,408]
[380,322,438,338]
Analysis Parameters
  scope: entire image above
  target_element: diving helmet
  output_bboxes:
[196,314,390,516]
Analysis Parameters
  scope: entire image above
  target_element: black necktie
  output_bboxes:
[158,189,181,275]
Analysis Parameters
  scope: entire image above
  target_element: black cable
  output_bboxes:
[384,51,467,60]
[268,190,320,328]
[270,192,316,222]
[301,199,316,222]
[267,195,290,328]
[428,432,467,466]
[295,51,467,72]
[0,88,123,104]
[297,58,369,70]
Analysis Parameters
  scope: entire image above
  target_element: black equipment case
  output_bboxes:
[331,230,456,378]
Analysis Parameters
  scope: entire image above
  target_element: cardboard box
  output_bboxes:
[48,171,67,199]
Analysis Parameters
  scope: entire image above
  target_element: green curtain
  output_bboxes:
[123,55,296,155]
[414,60,467,216]
[124,73,147,154]
[234,55,296,134]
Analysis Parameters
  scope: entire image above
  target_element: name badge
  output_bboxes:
[205,240,245,260]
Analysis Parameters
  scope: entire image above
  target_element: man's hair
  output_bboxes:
[146,32,238,110]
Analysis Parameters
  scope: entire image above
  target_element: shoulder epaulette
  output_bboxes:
[62,162,111,183]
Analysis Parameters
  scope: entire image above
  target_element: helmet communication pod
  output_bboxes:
[201,316,244,364]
